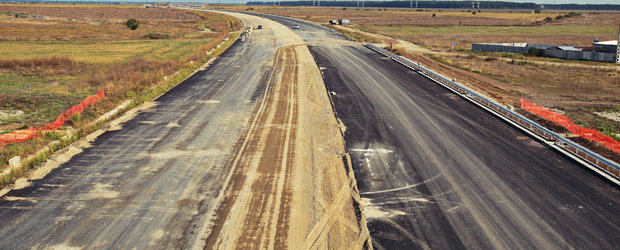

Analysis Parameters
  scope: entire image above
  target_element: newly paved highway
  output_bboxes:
[0,18,278,248]
[261,14,620,249]
[1,11,618,249]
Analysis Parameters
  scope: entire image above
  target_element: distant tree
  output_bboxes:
[534,9,541,13]
[125,18,140,30]
[432,13,436,17]
[526,47,543,56]
[544,17,553,22]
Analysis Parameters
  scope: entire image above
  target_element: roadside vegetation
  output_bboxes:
[239,5,620,159]
[0,4,241,186]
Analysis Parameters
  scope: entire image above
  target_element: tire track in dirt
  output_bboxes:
[202,46,298,249]
[200,42,371,249]
[193,12,371,249]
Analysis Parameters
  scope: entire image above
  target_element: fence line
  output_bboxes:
[0,89,105,146]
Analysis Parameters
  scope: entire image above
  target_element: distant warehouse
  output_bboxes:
[472,40,618,63]
[593,40,618,53]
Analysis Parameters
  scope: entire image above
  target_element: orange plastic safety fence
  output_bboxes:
[521,99,620,154]
[0,89,105,146]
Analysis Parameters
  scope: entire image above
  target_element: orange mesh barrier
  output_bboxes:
[0,89,105,146]
[521,99,620,154]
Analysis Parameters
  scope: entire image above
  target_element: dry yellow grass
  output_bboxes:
[433,54,620,105]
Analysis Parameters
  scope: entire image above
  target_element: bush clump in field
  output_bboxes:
[0,57,80,76]
[525,47,543,57]
[0,57,74,69]
[125,18,140,30]
[146,32,170,39]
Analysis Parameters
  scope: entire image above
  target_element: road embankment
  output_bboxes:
[200,43,370,249]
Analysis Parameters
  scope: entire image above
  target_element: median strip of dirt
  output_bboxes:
[201,44,370,249]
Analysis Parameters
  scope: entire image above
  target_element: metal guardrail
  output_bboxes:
[364,43,620,180]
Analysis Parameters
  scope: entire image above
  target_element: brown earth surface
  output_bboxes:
[203,44,370,249]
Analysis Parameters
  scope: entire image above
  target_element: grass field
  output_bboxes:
[0,39,215,63]
[361,24,617,50]
[0,4,241,174]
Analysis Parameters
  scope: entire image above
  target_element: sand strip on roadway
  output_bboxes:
[199,40,370,249]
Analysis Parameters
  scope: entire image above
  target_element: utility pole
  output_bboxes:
[616,24,620,64]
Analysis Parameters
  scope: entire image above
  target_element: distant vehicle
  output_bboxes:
[293,24,300,29]
[257,25,262,29]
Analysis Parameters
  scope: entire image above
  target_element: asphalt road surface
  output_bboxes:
[0,22,278,248]
[258,13,620,250]
[309,44,620,249]
[248,13,345,43]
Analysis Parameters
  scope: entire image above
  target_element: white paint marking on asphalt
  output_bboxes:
[351,148,394,154]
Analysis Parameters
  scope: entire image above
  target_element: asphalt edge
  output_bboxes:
[307,46,374,250]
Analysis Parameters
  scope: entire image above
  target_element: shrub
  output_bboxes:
[526,47,543,56]
[43,131,61,140]
[0,57,74,69]
[146,32,170,39]
[125,18,140,30]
